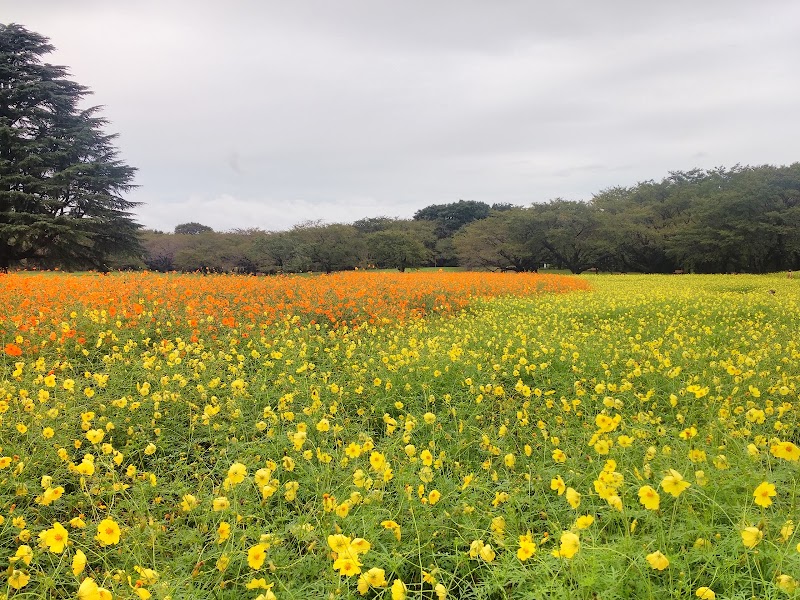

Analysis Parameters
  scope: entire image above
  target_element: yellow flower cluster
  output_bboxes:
[1,272,799,597]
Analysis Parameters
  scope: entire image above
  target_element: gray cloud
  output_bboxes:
[5,0,800,231]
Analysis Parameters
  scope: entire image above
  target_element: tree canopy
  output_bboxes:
[174,222,213,235]
[0,23,141,270]
[413,199,491,238]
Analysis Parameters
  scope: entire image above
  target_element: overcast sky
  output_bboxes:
[5,1,800,232]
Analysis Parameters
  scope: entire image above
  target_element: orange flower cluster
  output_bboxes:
[1,271,589,354]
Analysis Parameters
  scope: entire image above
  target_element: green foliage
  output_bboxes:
[593,165,800,273]
[290,221,366,273]
[352,216,401,234]
[454,208,541,272]
[662,166,800,273]
[366,222,433,271]
[174,222,214,235]
[0,23,141,271]
[414,200,492,239]
[518,200,609,274]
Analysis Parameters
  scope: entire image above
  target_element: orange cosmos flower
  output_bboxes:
[4,343,23,357]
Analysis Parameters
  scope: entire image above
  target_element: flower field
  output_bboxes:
[1,271,799,599]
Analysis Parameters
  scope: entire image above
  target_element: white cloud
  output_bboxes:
[133,192,411,233]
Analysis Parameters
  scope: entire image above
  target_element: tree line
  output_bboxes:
[135,164,800,275]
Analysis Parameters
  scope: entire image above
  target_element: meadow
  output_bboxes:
[1,271,798,600]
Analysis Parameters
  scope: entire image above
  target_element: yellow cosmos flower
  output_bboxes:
[753,481,776,508]
[771,440,800,461]
[695,587,716,599]
[248,543,269,570]
[328,533,352,555]
[617,435,634,447]
[638,485,660,510]
[566,487,581,509]
[75,457,95,476]
[95,518,121,546]
[490,516,506,537]
[86,429,105,444]
[695,470,708,487]
[212,496,230,511]
[73,549,87,575]
[551,475,566,495]
[9,569,31,589]
[468,539,484,559]
[38,485,65,506]
[350,538,371,555]
[133,566,158,586]
[41,521,69,553]
[345,442,362,458]
[688,448,706,463]
[391,578,407,600]
[284,481,299,501]
[712,455,729,470]
[478,543,496,562]
[77,577,112,600]
[660,469,690,497]
[777,574,798,593]
[606,494,623,512]
[333,556,362,577]
[645,550,669,570]
[246,577,270,589]
[555,531,580,559]
[254,468,273,487]
[369,451,386,472]
[574,515,595,530]
[12,544,33,566]
[517,531,537,561]
[779,520,794,543]
[593,439,611,455]
[357,566,388,594]
[181,494,199,512]
[227,462,247,485]
[381,520,402,541]
[365,566,388,586]
[217,521,231,544]
[420,449,434,466]
[741,526,763,549]
[216,554,230,572]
